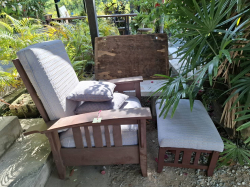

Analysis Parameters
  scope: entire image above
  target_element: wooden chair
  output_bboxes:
[13,40,151,179]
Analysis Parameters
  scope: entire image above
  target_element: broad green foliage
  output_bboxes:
[0,13,119,88]
[218,138,250,167]
[152,0,250,166]
[0,0,47,19]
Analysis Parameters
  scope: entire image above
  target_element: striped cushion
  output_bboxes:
[156,99,224,152]
[17,40,80,121]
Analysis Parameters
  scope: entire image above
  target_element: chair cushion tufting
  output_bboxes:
[156,99,224,152]
[60,96,141,148]
[17,40,80,122]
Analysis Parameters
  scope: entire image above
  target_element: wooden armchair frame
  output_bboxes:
[13,59,152,179]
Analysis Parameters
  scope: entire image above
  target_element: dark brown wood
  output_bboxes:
[139,119,147,177]
[207,151,220,176]
[182,150,192,165]
[46,131,66,179]
[93,125,103,148]
[51,13,137,21]
[95,34,169,80]
[12,59,50,123]
[157,147,219,176]
[194,151,201,166]
[46,108,151,132]
[84,126,92,148]
[174,150,180,164]
[157,147,165,173]
[113,125,122,147]
[61,146,140,166]
[104,126,111,147]
[72,127,84,149]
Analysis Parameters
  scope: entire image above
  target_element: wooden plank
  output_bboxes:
[46,131,66,179]
[84,126,92,148]
[113,125,122,147]
[72,127,84,149]
[61,146,140,166]
[207,151,220,176]
[51,13,137,21]
[47,108,151,132]
[107,76,143,84]
[182,150,193,165]
[139,119,147,177]
[174,150,180,164]
[12,59,50,123]
[85,0,99,50]
[93,125,103,147]
[95,34,169,80]
[194,151,201,166]
[104,126,111,147]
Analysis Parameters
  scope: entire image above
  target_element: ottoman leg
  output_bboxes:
[207,151,220,176]
[157,147,165,173]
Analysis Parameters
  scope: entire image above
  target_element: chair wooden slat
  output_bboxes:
[72,127,84,149]
[104,126,111,147]
[194,151,201,166]
[113,125,122,147]
[93,126,103,148]
[174,150,180,164]
[84,126,92,148]
[182,150,193,165]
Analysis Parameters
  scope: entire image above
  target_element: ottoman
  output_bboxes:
[156,99,224,176]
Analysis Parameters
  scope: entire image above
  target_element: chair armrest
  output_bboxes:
[107,76,143,85]
[107,76,143,99]
[24,107,151,135]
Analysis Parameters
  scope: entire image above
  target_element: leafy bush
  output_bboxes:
[0,12,119,87]
[153,0,250,166]
[0,0,47,19]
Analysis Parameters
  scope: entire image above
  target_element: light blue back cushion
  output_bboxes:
[17,40,80,120]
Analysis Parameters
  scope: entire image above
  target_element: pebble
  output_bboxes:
[242,182,245,185]
[237,182,241,185]
[232,170,236,173]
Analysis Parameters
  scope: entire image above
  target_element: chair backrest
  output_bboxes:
[16,40,79,121]
[95,34,170,80]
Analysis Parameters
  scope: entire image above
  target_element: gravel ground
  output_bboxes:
[107,97,250,187]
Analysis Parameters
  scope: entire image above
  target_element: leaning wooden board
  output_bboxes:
[95,34,169,80]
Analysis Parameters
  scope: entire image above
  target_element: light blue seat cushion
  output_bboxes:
[17,40,80,121]
[156,99,224,152]
[60,96,141,147]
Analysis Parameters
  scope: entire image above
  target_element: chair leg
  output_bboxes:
[157,147,165,173]
[139,119,147,177]
[47,132,66,179]
[207,151,220,176]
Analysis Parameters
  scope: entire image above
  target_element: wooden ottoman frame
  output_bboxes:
[13,59,152,179]
[157,147,220,176]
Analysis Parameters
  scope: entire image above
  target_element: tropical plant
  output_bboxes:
[0,68,19,91]
[0,0,47,19]
[152,0,250,166]
[0,12,119,82]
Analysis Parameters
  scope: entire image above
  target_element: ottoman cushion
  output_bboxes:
[156,99,224,152]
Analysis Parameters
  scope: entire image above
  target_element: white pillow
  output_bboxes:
[67,81,116,102]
